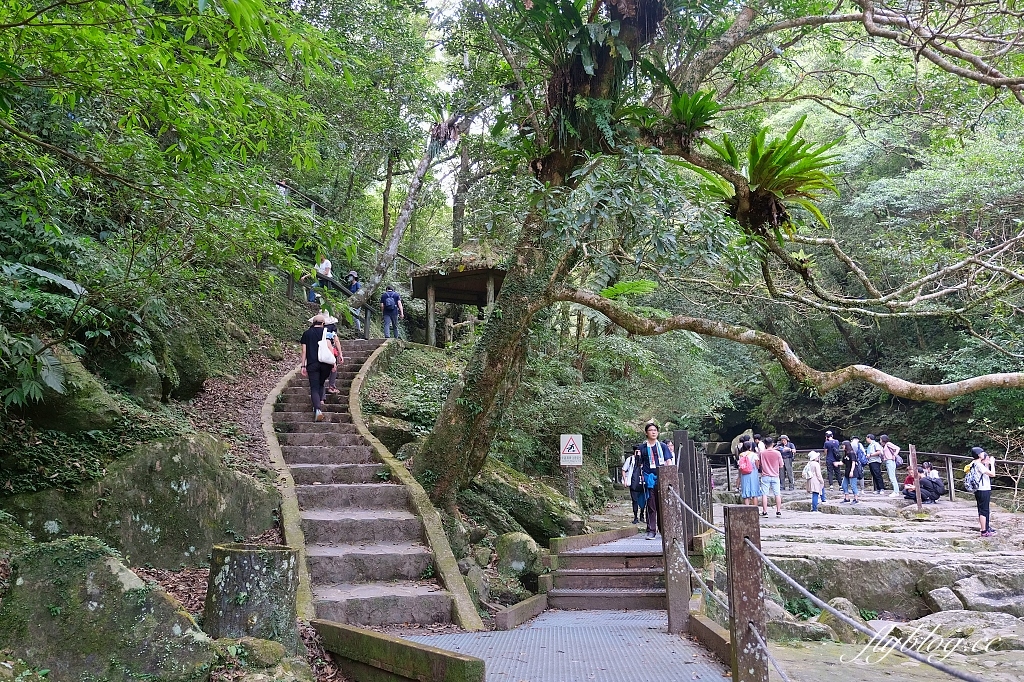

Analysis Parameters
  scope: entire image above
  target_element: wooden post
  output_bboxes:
[203,543,300,653]
[657,465,690,635]
[945,455,956,502]
[426,280,436,347]
[726,457,732,492]
[486,274,495,312]
[286,276,295,299]
[674,430,696,552]
[444,317,454,345]
[909,444,922,511]
[724,505,768,682]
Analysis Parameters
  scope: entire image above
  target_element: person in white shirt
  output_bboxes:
[969,447,996,536]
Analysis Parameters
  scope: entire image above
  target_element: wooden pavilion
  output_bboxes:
[410,250,507,346]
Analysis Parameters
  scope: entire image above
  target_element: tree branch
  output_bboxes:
[553,284,1024,400]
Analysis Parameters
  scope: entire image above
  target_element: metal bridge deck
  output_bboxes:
[404,610,728,682]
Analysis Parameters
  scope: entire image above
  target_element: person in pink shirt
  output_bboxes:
[759,436,785,517]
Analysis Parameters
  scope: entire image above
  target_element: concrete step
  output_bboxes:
[282,378,357,393]
[275,421,360,434]
[296,483,408,510]
[290,463,384,484]
[273,411,353,424]
[555,552,664,571]
[313,582,451,626]
[301,509,423,544]
[281,445,375,465]
[545,587,666,610]
[552,568,665,590]
[306,542,434,583]
[277,432,365,447]
[276,394,351,409]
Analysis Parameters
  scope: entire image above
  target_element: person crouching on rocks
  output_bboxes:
[803,451,824,512]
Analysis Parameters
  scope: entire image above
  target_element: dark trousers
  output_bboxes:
[975,490,992,530]
[307,362,333,412]
[826,462,842,486]
[782,457,795,490]
[869,462,885,491]
[383,310,399,338]
[629,489,646,520]
[646,486,660,535]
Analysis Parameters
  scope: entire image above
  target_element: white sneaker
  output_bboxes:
[888,492,899,497]
[315,410,324,422]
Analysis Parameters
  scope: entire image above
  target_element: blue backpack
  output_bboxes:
[382,292,399,311]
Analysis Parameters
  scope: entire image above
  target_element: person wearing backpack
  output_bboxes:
[380,285,404,339]
[737,440,761,507]
[879,435,902,497]
[638,422,672,539]
[966,447,996,536]
[823,431,842,490]
[299,314,336,422]
[621,447,646,525]
[803,451,825,511]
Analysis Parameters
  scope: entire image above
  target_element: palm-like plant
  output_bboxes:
[684,116,840,232]
[669,90,721,151]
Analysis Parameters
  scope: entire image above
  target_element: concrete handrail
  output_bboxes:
[349,339,485,631]
[261,363,315,620]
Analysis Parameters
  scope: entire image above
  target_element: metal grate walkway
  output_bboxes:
[404,610,728,682]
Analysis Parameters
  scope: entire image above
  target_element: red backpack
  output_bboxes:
[739,455,754,475]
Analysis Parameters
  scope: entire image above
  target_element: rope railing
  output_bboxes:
[747,621,793,682]
[673,537,728,612]
[742,537,988,682]
[667,485,725,535]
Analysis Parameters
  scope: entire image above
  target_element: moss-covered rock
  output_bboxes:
[496,532,541,577]
[458,459,585,547]
[367,415,419,453]
[23,346,121,432]
[0,536,218,680]
[818,597,870,644]
[166,326,210,399]
[0,511,32,552]
[2,433,279,568]
[96,355,164,407]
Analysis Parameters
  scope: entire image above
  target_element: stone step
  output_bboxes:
[275,422,360,435]
[545,587,666,610]
[296,483,408,510]
[301,509,423,544]
[283,377,357,393]
[276,393,351,408]
[273,411,353,424]
[555,552,664,571]
[551,568,665,590]
[277,432,365,447]
[313,582,452,626]
[281,445,375,465]
[290,463,384,485]
[306,542,434,583]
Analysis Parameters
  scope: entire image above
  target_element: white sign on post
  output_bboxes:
[559,434,584,466]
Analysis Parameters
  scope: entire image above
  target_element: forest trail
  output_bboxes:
[273,339,453,626]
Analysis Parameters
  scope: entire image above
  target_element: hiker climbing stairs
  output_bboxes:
[547,535,666,610]
[273,339,453,626]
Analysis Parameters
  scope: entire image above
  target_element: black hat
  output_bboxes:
[386,285,395,291]
[970,446,985,458]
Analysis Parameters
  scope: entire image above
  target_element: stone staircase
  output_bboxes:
[547,536,666,610]
[273,339,452,626]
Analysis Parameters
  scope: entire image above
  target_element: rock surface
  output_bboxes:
[495,532,541,577]
[0,537,218,680]
[953,572,1024,618]
[767,619,837,642]
[926,586,964,612]
[817,597,870,644]
[23,346,121,432]
[890,610,1024,651]
[367,415,419,453]
[2,433,279,568]
[464,565,489,606]
[97,355,163,407]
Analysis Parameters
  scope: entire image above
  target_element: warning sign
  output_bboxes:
[560,434,583,466]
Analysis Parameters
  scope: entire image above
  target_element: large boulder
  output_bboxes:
[891,610,1024,651]
[2,433,279,568]
[459,458,585,546]
[23,346,121,432]
[96,355,163,407]
[166,326,210,399]
[496,532,541,578]
[817,597,870,644]
[767,620,837,642]
[0,537,218,679]
[952,572,1024,618]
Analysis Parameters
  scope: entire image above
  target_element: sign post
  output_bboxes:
[560,434,583,501]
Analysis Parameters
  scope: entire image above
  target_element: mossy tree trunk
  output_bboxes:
[203,543,300,654]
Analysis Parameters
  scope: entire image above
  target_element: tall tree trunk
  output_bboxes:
[381,151,396,242]
[452,137,471,248]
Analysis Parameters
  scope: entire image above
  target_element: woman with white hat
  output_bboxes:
[803,451,825,512]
